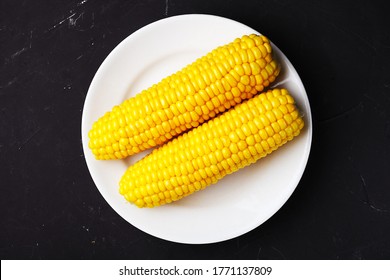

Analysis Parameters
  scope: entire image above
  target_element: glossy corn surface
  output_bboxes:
[88,34,280,160]
[119,88,304,208]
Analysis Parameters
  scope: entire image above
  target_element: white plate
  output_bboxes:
[81,14,312,244]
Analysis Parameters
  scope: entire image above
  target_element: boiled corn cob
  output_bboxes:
[88,34,280,160]
[119,88,304,208]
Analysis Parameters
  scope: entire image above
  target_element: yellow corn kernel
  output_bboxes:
[89,34,280,160]
[120,88,304,207]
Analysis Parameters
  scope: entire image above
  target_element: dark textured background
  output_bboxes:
[1,0,390,259]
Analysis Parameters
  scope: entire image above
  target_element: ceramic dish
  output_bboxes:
[81,14,312,244]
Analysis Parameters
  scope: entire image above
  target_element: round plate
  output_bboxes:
[81,14,312,244]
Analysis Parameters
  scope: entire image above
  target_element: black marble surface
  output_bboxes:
[1,0,390,259]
